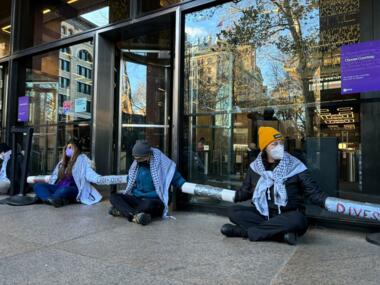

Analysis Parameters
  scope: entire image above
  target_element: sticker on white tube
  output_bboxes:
[95,175,128,185]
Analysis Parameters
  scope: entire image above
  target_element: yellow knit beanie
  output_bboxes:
[258,127,283,151]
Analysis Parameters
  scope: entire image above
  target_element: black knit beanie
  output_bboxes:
[132,140,152,157]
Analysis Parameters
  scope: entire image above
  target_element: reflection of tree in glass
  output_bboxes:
[219,0,320,136]
[269,60,306,135]
[121,61,132,114]
[131,82,146,115]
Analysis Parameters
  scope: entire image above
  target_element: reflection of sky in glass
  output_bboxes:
[185,0,320,91]
[127,62,146,112]
[80,6,109,27]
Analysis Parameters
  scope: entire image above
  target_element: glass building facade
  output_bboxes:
[1,0,380,226]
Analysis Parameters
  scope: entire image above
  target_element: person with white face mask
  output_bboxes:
[0,143,23,195]
[109,140,186,225]
[33,138,102,207]
[220,127,327,245]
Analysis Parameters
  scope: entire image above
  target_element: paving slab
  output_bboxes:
[0,202,124,246]
[0,232,40,259]
[0,248,194,285]
[271,228,380,285]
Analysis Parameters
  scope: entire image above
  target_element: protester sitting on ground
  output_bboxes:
[109,140,186,226]
[0,143,23,195]
[33,138,102,207]
[221,127,327,245]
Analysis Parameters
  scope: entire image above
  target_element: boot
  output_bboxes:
[132,212,152,226]
[283,232,298,245]
[47,198,69,208]
[221,223,248,238]
[108,206,124,217]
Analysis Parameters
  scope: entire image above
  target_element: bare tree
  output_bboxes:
[219,0,320,136]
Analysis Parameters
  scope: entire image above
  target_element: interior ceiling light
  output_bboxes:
[337,107,353,112]
[43,9,51,14]
[1,25,11,34]
[67,0,78,4]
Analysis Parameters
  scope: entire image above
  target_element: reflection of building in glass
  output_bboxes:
[186,39,266,113]
[185,37,267,182]
[318,0,361,192]
[58,19,95,121]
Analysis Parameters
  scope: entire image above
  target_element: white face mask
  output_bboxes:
[0,153,3,160]
[268,144,284,160]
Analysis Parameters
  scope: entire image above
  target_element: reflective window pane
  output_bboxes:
[120,57,170,125]
[136,0,181,16]
[0,0,11,58]
[116,22,172,177]
[30,123,91,174]
[21,41,93,125]
[183,0,380,205]
[18,0,132,49]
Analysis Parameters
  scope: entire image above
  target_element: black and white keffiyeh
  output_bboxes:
[124,148,176,218]
[250,152,307,218]
[0,150,12,181]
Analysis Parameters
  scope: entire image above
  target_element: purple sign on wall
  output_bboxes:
[341,40,380,94]
[18,96,29,122]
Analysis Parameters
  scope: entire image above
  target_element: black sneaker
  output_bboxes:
[47,198,65,208]
[221,223,248,238]
[132,213,152,226]
[283,232,298,245]
[108,206,124,217]
[49,198,70,208]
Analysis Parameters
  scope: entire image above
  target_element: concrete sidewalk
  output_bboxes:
[0,201,379,285]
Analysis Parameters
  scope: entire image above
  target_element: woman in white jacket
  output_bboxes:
[33,139,102,207]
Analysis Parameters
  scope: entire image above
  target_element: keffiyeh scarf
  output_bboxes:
[250,152,307,218]
[124,148,176,218]
[0,150,12,181]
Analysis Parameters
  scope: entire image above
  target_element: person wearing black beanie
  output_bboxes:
[109,140,186,225]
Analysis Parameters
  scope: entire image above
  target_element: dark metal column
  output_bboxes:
[92,33,115,175]
[171,7,183,210]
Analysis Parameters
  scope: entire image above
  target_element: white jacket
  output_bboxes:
[49,154,102,205]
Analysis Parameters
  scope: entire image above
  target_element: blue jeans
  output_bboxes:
[34,183,78,202]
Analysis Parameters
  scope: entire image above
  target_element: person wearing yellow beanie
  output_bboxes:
[258,127,283,151]
[220,127,327,245]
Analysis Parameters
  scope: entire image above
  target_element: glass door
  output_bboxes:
[116,27,173,174]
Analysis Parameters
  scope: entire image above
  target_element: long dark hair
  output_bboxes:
[58,139,82,179]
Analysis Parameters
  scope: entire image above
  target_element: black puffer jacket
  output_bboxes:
[235,158,327,212]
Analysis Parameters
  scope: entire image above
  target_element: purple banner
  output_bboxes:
[18,96,29,122]
[341,40,380,94]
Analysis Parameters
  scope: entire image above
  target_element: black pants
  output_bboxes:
[228,205,308,241]
[109,193,165,221]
